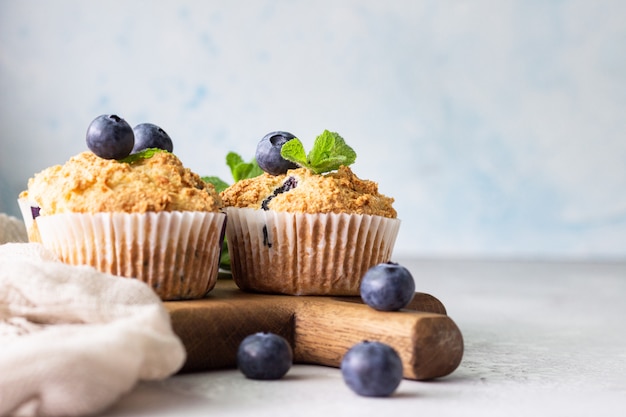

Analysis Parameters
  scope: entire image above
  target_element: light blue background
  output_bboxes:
[1,0,625,259]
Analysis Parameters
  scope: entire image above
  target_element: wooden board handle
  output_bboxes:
[166,280,463,380]
[293,298,463,380]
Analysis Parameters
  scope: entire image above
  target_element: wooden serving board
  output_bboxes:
[165,278,463,381]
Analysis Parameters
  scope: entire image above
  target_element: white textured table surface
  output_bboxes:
[102,259,626,417]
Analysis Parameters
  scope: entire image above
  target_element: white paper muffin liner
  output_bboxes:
[32,211,226,300]
[17,198,35,231]
[17,197,41,242]
[224,207,401,295]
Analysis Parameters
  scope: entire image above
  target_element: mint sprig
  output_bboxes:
[280,130,356,174]
[201,151,263,193]
[226,152,264,182]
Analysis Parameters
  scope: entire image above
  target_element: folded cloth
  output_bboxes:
[0,213,28,244]
[0,243,187,417]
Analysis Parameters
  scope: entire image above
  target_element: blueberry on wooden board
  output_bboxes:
[360,262,416,311]
[341,341,403,397]
[86,114,134,160]
[237,332,293,380]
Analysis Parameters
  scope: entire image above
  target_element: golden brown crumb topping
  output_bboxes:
[21,151,222,214]
[220,166,396,218]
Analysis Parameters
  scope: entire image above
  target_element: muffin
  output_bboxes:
[219,130,400,295]
[19,150,226,300]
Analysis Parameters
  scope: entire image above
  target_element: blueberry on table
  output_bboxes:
[132,123,173,153]
[341,341,403,397]
[256,131,299,175]
[360,262,416,311]
[86,114,134,160]
[237,332,293,380]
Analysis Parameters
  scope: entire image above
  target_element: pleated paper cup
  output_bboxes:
[33,211,226,300]
[17,197,42,242]
[224,207,401,295]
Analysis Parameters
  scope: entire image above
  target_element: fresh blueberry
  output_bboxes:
[237,332,293,380]
[360,262,416,311]
[341,340,403,397]
[86,114,134,160]
[255,131,299,175]
[131,123,173,153]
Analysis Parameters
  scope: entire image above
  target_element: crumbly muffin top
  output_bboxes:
[220,166,396,218]
[21,151,222,215]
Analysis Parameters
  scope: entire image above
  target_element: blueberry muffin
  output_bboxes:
[19,115,226,300]
[219,130,400,295]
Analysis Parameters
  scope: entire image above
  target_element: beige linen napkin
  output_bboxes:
[0,213,28,244]
[0,242,187,417]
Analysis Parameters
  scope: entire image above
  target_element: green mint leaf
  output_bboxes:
[329,132,356,166]
[201,176,230,193]
[232,163,254,182]
[280,138,310,168]
[309,130,356,171]
[247,160,264,178]
[309,155,351,174]
[226,152,244,173]
[282,130,356,174]
[308,130,337,167]
[226,152,263,182]
[118,148,166,164]
[219,239,231,270]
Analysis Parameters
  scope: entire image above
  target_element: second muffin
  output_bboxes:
[220,131,400,295]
